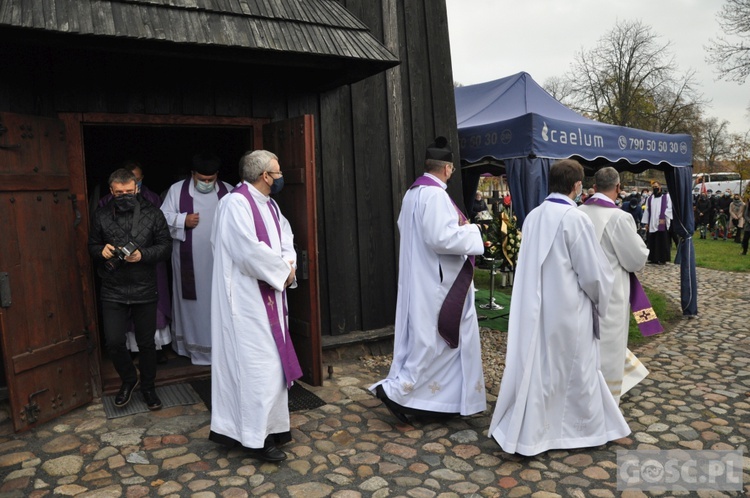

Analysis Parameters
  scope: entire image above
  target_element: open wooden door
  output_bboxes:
[0,112,93,432]
[262,116,322,386]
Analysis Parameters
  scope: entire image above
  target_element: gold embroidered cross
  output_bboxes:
[475,381,483,393]
[575,419,586,431]
[429,382,441,394]
[403,382,414,393]
[634,308,656,323]
[266,295,275,310]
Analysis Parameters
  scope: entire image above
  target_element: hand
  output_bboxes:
[185,213,200,229]
[102,244,116,259]
[124,249,142,263]
[285,266,296,288]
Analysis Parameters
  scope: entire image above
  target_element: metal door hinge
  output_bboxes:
[23,388,48,425]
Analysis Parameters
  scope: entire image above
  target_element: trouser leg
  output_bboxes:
[102,301,138,385]
[742,231,750,254]
[130,302,158,390]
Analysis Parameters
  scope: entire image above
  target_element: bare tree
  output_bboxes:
[706,0,750,83]
[543,76,574,105]
[699,117,732,172]
[565,20,704,133]
[727,132,750,181]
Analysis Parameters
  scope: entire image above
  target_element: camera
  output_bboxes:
[104,241,138,273]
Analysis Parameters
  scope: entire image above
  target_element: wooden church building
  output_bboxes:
[0,0,463,431]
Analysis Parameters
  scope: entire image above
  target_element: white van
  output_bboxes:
[692,172,745,195]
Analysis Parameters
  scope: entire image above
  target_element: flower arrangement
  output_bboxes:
[482,211,521,270]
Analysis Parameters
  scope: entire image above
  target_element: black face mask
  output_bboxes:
[114,194,137,212]
[653,188,661,197]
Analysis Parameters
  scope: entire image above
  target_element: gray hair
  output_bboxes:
[239,150,279,182]
[108,168,136,186]
[594,166,620,192]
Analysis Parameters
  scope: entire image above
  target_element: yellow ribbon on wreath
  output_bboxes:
[501,212,521,268]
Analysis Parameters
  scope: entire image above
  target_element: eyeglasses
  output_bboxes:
[267,170,283,178]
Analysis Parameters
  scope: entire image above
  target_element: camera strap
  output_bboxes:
[128,200,141,241]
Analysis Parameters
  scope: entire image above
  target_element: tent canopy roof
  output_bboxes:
[455,72,692,168]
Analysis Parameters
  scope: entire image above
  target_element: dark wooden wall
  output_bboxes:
[0,0,461,337]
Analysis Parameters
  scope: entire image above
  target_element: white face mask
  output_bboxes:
[195,180,215,194]
[574,182,583,201]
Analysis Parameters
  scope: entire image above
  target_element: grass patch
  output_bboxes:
[627,285,680,347]
[692,236,750,273]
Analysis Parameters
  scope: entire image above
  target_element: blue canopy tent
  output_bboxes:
[456,72,697,316]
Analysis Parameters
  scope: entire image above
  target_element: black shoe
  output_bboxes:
[375,385,410,424]
[244,445,287,463]
[114,380,140,408]
[142,389,162,411]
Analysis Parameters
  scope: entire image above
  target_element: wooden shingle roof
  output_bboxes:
[0,0,399,86]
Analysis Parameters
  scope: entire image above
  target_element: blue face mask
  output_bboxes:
[270,176,284,195]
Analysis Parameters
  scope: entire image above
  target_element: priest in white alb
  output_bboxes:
[209,150,299,463]
[370,136,486,422]
[161,153,233,365]
[579,167,650,405]
[489,159,630,456]
[641,181,673,264]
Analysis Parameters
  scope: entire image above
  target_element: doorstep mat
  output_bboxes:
[103,383,202,419]
[189,378,326,413]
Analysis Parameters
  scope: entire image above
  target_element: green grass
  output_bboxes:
[627,285,680,347]
[692,235,750,273]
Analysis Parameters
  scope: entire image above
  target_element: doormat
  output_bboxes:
[102,383,202,419]
[189,378,326,413]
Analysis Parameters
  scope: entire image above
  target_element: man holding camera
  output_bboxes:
[89,168,172,410]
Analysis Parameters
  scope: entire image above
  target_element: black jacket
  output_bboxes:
[88,195,171,304]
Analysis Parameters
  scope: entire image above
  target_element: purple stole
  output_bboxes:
[545,197,573,206]
[178,179,229,300]
[584,196,664,336]
[647,195,668,231]
[410,175,474,349]
[233,183,303,388]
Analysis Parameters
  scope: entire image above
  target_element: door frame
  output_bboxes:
[60,113,271,395]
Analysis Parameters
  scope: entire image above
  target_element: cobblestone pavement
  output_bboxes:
[1,264,749,497]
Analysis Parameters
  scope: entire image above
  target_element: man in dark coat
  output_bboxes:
[694,192,712,239]
[89,168,172,410]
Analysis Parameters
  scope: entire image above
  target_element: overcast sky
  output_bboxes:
[445,0,750,136]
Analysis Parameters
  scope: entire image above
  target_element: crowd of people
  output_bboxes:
[90,139,738,464]
[370,139,664,458]
[693,188,749,252]
[89,150,299,462]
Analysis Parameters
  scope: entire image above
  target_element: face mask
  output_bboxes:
[269,176,284,195]
[195,180,215,194]
[653,188,661,196]
[574,182,583,203]
[114,194,136,212]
